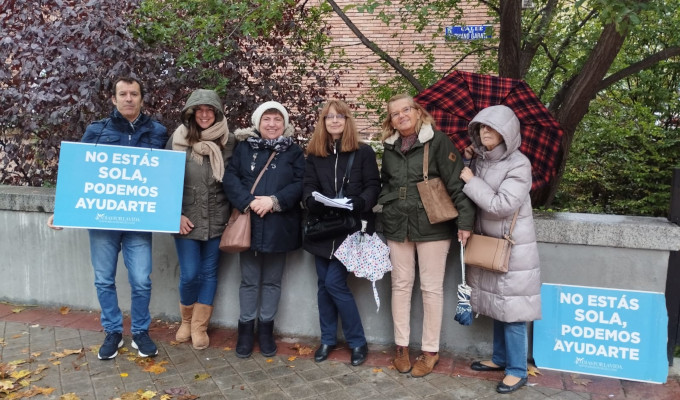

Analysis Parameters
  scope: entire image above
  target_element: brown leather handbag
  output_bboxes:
[416,142,459,224]
[464,210,519,273]
[219,152,276,253]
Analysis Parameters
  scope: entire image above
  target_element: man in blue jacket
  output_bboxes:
[48,76,167,360]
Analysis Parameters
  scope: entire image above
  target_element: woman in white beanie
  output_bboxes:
[223,101,305,358]
[166,89,235,350]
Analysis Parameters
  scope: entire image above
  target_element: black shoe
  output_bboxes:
[314,344,335,363]
[471,360,504,372]
[258,319,277,357]
[350,344,368,366]
[496,377,527,394]
[236,320,255,358]
[98,332,123,360]
[131,331,158,358]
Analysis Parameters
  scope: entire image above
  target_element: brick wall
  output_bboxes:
[313,0,492,137]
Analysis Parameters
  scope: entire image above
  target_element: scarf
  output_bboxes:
[172,118,229,182]
[399,132,418,153]
[246,135,294,152]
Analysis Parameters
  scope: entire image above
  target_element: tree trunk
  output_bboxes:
[533,22,628,206]
[499,0,522,78]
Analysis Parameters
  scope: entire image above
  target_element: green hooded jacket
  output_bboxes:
[378,124,475,242]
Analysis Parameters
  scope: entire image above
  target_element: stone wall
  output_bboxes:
[2,185,678,356]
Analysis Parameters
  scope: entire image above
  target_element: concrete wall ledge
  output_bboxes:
[4,186,678,251]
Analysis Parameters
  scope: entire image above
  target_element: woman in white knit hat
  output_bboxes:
[223,101,305,358]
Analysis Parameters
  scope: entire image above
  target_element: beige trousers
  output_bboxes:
[388,238,451,352]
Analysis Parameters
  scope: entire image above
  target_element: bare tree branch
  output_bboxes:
[325,0,424,92]
[520,0,559,76]
[597,46,680,91]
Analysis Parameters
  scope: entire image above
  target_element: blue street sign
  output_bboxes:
[53,142,185,233]
[445,25,492,40]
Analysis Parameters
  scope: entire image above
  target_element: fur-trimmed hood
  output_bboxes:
[383,123,435,145]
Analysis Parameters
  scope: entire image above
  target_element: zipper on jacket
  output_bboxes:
[333,142,340,196]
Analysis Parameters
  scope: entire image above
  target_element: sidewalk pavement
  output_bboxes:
[1,304,679,400]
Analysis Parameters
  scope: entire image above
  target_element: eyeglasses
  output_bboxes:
[390,106,413,119]
[324,114,346,120]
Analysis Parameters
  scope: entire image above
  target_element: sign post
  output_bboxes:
[534,284,668,383]
[53,142,185,233]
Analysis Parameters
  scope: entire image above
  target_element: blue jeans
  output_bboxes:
[88,229,152,334]
[174,237,221,306]
[239,250,286,322]
[492,320,528,378]
[315,256,366,348]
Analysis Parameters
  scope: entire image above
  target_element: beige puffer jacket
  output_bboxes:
[462,105,541,323]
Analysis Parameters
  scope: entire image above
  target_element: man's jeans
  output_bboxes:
[174,237,221,306]
[89,229,152,334]
[492,320,528,378]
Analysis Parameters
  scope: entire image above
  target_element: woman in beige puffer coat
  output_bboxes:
[460,105,541,395]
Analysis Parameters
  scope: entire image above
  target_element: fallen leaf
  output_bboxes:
[8,359,29,366]
[164,387,190,396]
[194,373,210,381]
[11,334,23,339]
[387,365,396,370]
[160,395,172,400]
[140,390,156,399]
[527,365,541,376]
[50,349,83,359]
[265,359,273,363]
[59,307,71,315]
[290,343,313,356]
[59,393,81,400]
[10,370,30,380]
[0,338,6,346]
[570,374,591,386]
[143,361,168,375]
[0,379,14,390]
[287,356,297,361]
[222,346,232,351]
[11,308,25,313]
[33,365,48,374]
[51,361,61,366]
[30,352,41,358]
[372,368,383,373]
[120,373,129,377]
[169,341,181,346]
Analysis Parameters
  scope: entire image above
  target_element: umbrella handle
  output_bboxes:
[460,241,466,285]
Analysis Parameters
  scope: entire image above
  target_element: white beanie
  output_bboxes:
[251,101,289,130]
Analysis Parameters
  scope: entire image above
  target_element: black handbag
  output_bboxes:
[303,152,358,241]
[303,209,359,241]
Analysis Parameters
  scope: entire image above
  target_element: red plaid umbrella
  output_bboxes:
[414,70,564,190]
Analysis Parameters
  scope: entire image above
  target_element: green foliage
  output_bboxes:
[553,99,680,216]
[1,0,332,186]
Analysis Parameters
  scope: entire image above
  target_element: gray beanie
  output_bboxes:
[181,89,224,125]
[251,101,289,130]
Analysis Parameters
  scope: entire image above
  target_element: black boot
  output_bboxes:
[258,319,277,357]
[236,320,255,358]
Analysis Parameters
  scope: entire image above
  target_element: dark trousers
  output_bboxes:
[315,256,366,348]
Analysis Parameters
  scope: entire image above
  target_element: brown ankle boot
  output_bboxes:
[411,352,439,377]
[176,303,193,343]
[393,346,411,373]
[191,303,213,350]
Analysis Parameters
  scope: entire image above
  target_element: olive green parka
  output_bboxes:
[378,123,475,242]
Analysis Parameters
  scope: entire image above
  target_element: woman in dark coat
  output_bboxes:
[222,101,305,359]
[167,89,235,350]
[303,99,380,366]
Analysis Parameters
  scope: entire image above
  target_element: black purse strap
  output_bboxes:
[337,151,356,198]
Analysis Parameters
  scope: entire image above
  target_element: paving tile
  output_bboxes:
[3,310,680,400]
